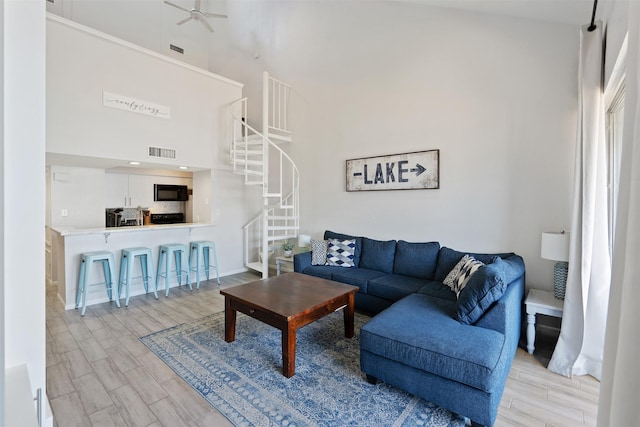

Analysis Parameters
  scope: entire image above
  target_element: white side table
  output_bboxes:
[275,256,294,275]
[524,289,564,355]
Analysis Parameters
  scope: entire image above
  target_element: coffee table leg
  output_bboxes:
[224,297,236,343]
[344,292,355,338]
[282,323,296,377]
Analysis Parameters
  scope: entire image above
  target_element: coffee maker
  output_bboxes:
[105,208,123,227]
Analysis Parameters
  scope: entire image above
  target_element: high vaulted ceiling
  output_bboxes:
[396,0,595,26]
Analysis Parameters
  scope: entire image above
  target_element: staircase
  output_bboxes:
[230,72,299,278]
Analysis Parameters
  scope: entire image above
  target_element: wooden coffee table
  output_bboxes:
[220,272,358,377]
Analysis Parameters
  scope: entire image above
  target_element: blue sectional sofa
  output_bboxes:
[293,230,525,427]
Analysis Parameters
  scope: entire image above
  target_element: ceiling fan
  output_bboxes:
[164,0,227,33]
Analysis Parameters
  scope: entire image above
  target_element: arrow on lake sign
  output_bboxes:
[411,164,426,176]
[346,150,439,191]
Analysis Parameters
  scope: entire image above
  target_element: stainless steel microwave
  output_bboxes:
[154,184,189,201]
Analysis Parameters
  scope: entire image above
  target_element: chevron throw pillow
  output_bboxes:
[444,255,484,297]
[326,239,356,267]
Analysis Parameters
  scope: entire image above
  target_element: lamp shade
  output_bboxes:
[541,231,570,262]
[297,234,311,247]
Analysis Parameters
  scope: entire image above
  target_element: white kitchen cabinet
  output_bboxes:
[105,173,129,208]
[155,176,193,188]
[128,174,155,207]
[105,173,154,208]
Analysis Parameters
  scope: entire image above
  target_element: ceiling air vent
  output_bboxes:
[170,44,184,54]
[149,146,176,159]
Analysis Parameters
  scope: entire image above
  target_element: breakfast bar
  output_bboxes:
[49,222,217,311]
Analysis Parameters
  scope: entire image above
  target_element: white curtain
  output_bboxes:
[598,2,640,424]
[548,23,611,380]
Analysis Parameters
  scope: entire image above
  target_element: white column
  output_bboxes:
[3,0,47,424]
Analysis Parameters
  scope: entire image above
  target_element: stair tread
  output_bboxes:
[233,150,263,155]
[233,143,263,147]
[246,261,266,273]
[267,235,298,242]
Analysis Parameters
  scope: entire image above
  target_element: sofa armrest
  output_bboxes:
[294,251,312,272]
[499,255,526,284]
[475,275,524,336]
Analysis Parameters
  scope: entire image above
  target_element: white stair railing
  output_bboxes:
[232,72,299,278]
[264,71,293,142]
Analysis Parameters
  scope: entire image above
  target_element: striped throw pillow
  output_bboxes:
[443,255,484,297]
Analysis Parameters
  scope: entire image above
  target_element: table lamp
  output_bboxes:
[297,234,311,250]
[541,231,570,299]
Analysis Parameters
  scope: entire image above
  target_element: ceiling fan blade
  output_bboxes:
[164,1,190,13]
[176,16,192,25]
[200,18,214,33]
[204,12,227,19]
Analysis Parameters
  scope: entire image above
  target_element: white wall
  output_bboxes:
[193,170,212,223]
[208,1,579,290]
[48,166,105,229]
[3,0,47,420]
[46,0,217,69]
[46,15,242,170]
[0,0,5,417]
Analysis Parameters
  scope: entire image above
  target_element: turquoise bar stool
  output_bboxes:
[156,243,191,297]
[76,251,120,316]
[189,240,221,289]
[118,247,157,306]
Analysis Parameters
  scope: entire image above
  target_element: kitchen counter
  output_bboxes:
[49,222,219,311]
[52,222,213,236]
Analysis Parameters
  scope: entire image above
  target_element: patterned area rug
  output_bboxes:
[141,310,466,427]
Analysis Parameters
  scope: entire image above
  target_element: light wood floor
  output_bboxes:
[46,272,599,427]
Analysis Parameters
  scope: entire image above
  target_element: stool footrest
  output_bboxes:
[189,241,221,289]
[76,251,119,316]
[156,244,191,297]
[119,248,156,306]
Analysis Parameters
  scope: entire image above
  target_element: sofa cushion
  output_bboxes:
[494,255,527,284]
[416,281,457,301]
[325,230,362,266]
[393,240,440,279]
[443,255,484,296]
[326,239,356,267]
[311,239,328,265]
[359,237,397,274]
[367,274,430,302]
[434,247,515,282]
[360,293,505,392]
[456,257,508,324]
[300,265,334,280]
[330,268,387,293]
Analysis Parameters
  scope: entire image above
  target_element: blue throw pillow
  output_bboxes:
[456,257,507,324]
[324,230,362,267]
[393,240,440,279]
[359,237,396,274]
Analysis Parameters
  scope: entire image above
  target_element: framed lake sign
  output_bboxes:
[346,149,439,192]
